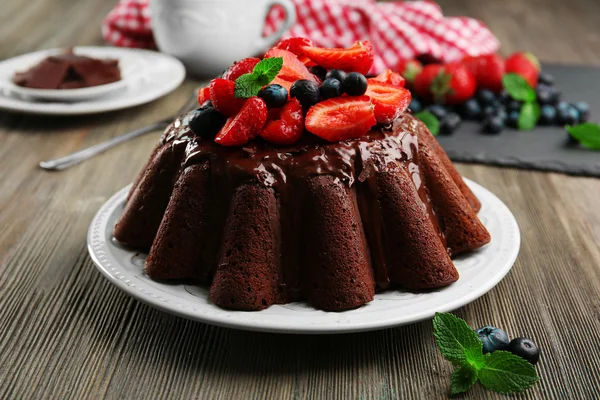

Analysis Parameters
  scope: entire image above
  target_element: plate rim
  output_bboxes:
[88,179,520,334]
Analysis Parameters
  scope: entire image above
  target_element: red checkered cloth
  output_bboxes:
[102,0,499,73]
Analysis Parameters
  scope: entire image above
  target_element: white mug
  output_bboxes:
[150,0,297,78]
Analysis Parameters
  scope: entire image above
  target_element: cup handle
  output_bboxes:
[255,0,297,54]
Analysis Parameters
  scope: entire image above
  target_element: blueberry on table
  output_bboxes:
[460,99,482,120]
[409,97,423,113]
[258,84,288,108]
[439,112,462,135]
[540,104,557,125]
[536,84,554,105]
[309,65,327,81]
[572,101,590,122]
[325,69,347,83]
[557,101,570,112]
[558,106,580,125]
[538,71,555,86]
[476,326,510,354]
[188,103,227,138]
[499,90,511,104]
[506,99,522,113]
[426,104,448,121]
[548,86,561,105]
[319,78,343,100]
[508,337,540,365]
[507,110,520,128]
[476,89,496,106]
[342,72,368,96]
[290,79,321,108]
[482,115,505,134]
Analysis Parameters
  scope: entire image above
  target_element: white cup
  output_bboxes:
[150,0,297,78]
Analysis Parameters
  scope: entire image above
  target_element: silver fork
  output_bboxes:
[39,89,200,171]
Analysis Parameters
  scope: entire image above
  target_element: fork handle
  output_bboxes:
[39,121,170,171]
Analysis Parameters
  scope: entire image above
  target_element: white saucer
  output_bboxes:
[0,47,185,115]
[88,179,520,334]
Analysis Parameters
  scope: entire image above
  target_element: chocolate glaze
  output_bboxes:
[159,112,445,293]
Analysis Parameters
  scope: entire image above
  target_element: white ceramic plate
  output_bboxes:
[0,47,185,115]
[88,179,520,334]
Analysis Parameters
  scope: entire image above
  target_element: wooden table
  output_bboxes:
[1,0,600,398]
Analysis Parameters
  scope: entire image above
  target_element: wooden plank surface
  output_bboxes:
[1,0,600,398]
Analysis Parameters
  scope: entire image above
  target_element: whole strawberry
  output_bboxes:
[414,63,476,105]
[395,59,422,88]
[462,54,505,93]
[505,52,540,88]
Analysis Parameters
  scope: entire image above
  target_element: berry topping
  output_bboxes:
[273,37,314,65]
[209,78,246,117]
[197,87,210,105]
[505,52,540,88]
[372,69,406,87]
[258,84,288,108]
[508,338,540,365]
[290,79,321,108]
[365,79,411,123]
[476,326,510,354]
[305,96,376,142]
[462,53,505,93]
[319,78,343,100]
[343,72,368,96]
[264,48,317,84]
[309,65,327,81]
[302,41,374,75]
[414,63,476,105]
[214,97,267,146]
[260,98,304,145]
[325,69,347,82]
[222,57,260,81]
[189,102,227,138]
[395,59,422,86]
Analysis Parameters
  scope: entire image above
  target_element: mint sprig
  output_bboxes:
[234,57,283,99]
[433,312,539,396]
[566,123,600,150]
[503,73,539,130]
[415,111,440,135]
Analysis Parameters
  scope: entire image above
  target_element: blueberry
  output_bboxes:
[439,112,461,135]
[507,110,520,128]
[508,337,540,365]
[483,105,506,121]
[426,104,448,121]
[548,86,561,105]
[572,101,590,122]
[557,101,570,112]
[409,97,423,114]
[506,99,522,113]
[476,326,510,354]
[258,84,288,108]
[558,106,580,126]
[536,84,554,105]
[483,115,505,134]
[342,72,368,96]
[460,99,481,120]
[495,107,508,122]
[499,90,511,104]
[540,104,557,125]
[325,69,347,82]
[476,89,497,106]
[319,78,343,100]
[188,103,227,138]
[538,71,554,86]
[309,65,327,81]
[290,79,321,108]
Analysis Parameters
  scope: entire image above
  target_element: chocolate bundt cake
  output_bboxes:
[113,112,490,311]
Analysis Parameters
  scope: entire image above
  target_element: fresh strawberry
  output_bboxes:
[260,98,304,145]
[505,52,540,88]
[197,87,210,105]
[215,97,267,146]
[273,37,314,65]
[395,59,422,87]
[301,41,374,75]
[365,79,412,123]
[372,69,405,88]
[209,78,246,117]
[305,96,376,142]
[462,54,505,92]
[414,63,476,104]
[270,77,294,93]
[222,57,260,81]
[264,48,318,83]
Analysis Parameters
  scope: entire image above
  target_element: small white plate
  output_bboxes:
[88,179,520,334]
[0,47,185,115]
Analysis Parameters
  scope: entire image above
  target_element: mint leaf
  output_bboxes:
[254,57,283,83]
[234,73,262,98]
[415,111,440,135]
[433,312,484,368]
[503,73,536,103]
[450,365,478,396]
[518,102,540,130]
[478,351,539,394]
[234,57,283,98]
[566,123,600,150]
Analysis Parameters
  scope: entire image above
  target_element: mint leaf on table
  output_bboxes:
[450,364,479,396]
[234,57,283,98]
[433,312,484,368]
[518,102,540,130]
[415,111,440,135]
[503,73,536,103]
[478,351,539,394]
[566,123,600,149]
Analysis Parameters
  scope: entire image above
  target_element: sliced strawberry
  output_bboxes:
[305,96,376,142]
[372,69,405,88]
[260,98,304,145]
[222,57,260,81]
[366,79,412,123]
[264,48,318,83]
[271,76,294,93]
[273,37,313,65]
[197,87,210,105]
[209,78,246,117]
[302,41,374,75]
[215,97,267,146]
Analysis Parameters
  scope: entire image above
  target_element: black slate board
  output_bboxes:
[435,64,600,176]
